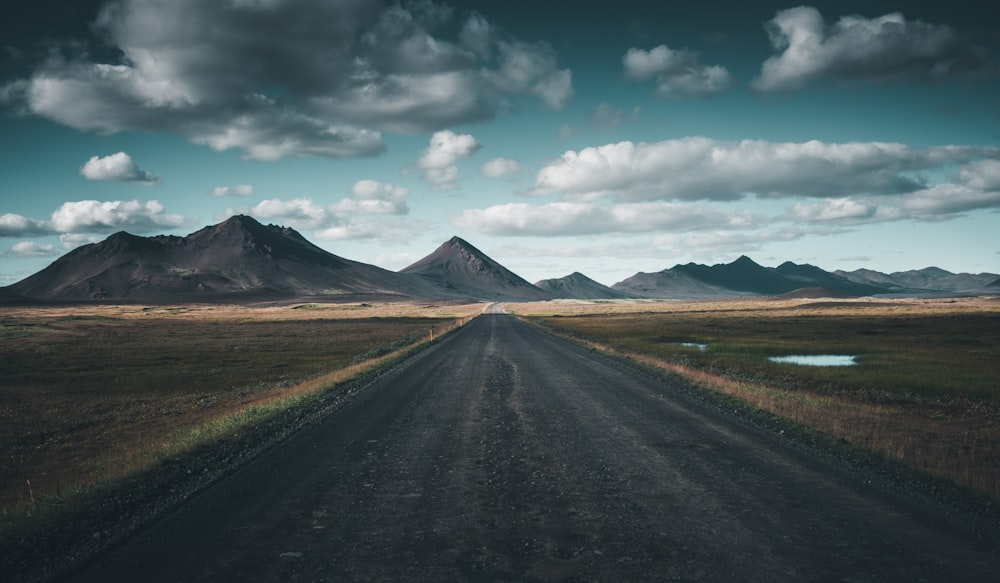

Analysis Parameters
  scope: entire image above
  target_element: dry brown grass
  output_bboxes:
[510,297,1000,497]
[0,301,484,513]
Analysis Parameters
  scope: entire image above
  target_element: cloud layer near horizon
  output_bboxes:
[531,137,1000,202]
[456,136,1000,238]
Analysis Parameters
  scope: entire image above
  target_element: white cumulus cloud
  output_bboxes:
[411,130,481,190]
[80,152,161,185]
[0,213,51,237]
[48,200,188,234]
[532,137,1000,203]
[623,45,733,97]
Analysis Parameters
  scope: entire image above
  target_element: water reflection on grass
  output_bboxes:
[768,354,858,367]
[680,342,708,351]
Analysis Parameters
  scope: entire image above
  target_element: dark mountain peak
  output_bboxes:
[83,230,165,258]
[404,236,497,274]
[732,255,759,266]
[438,236,491,262]
[186,214,322,261]
[535,272,632,300]
[401,237,551,301]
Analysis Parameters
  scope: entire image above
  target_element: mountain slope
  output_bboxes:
[5,215,435,301]
[615,257,896,299]
[673,255,803,295]
[774,261,887,296]
[612,269,745,299]
[535,272,635,299]
[400,237,553,301]
[835,267,1000,293]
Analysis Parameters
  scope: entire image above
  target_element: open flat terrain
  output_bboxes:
[510,296,1000,497]
[0,301,482,511]
[21,313,1000,582]
[3,298,999,581]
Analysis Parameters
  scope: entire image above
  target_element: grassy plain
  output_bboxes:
[0,301,483,513]
[510,297,1000,497]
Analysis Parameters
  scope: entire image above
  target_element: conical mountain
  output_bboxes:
[5,215,436,301]
[400,237,552,301]
[535,272,635,299]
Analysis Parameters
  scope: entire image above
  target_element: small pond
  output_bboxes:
[768,355,858,367]
[679,342,708,351]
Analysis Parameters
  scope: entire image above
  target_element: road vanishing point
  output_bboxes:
[64,314,998,582]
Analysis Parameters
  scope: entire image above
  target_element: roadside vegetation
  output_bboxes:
[0,301,483,518]
[511,297,1000,498]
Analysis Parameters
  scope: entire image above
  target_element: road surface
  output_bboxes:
[64,314,998,581]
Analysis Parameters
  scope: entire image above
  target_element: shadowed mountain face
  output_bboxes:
[835,267,1000,293]
[535,272,635,300]
[613,256,803,298]
[4,216,435,301]
[400,237,553,301]
[614,257,1000,299]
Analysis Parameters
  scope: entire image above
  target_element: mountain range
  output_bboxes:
[2,216,997,303]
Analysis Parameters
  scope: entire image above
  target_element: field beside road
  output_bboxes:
[0,301,483,514]
[510,296,1000,498]
[28,313,1000,583]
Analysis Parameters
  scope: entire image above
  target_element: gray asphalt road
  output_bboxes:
[66,314,999,582]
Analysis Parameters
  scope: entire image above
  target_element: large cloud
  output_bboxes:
[4,0,572,160]
[48,200,189,233]
[3,202,189,238]
[80,152,160,185]
[623,45,733,97]
[0,213,50,237]
[752,6,993,92]
[453,201,759,236]
[532,137,1000,202]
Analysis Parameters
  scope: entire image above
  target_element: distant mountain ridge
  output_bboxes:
[612,256,1000,299]
[835,267,1000,293]
[2,216,997,303]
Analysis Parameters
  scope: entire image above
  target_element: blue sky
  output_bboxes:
[1,0,998,287]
